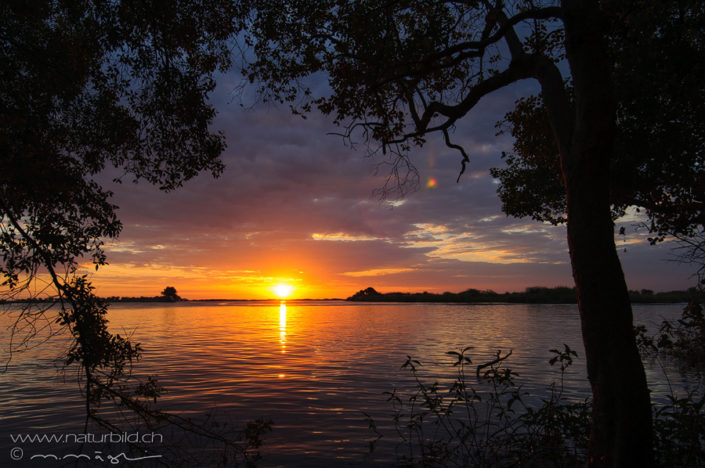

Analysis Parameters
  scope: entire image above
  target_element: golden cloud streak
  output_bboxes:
[312,232,383,242]
[342,267,415,277]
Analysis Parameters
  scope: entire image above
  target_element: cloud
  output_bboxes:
[311,232,386,242]
[342,267,416,277]
[87,73,698,298]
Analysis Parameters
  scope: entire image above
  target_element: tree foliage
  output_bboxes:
[241,0,566,190]
[1,0,236,293]
[160,286,181,302]
[238,1,704,465]
[492,0,705,239]
[0,0,242,449]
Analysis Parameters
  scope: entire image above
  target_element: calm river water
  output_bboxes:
[0,301,690,466]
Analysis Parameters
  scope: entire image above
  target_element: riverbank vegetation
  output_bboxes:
[348,286,695,304]
[370,304,705,466]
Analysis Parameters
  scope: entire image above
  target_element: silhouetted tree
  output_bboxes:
[161,286,182,302]
[347,287,381,300]
[491,1,704,239]
[0,0,260,457]
[238,1,704,464]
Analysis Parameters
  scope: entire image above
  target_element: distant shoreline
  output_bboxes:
[2,286,694,305]
[344,286,695,304]
[0,297,344,304]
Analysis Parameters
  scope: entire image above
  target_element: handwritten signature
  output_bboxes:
[11,447,162,464]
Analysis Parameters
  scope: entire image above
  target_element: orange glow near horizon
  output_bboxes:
[79,251,583,301]
[273,283,294,299]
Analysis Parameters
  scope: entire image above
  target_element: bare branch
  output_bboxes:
[442,128,471,182]
[417,53,542,133]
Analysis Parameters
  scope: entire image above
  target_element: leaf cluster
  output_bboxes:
[1,0,238,292]
[1,2,252,462]
[242,0,702,240]
[240,0,563,182]
[492,0,705,240]
[377,345,590,466]
[376,342,705,467]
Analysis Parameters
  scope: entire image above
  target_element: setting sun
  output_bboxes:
[273,283,294,299]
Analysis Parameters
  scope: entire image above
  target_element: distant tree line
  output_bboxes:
[0,286,184,304]
[100,286,184,303]
[348,286,695,304]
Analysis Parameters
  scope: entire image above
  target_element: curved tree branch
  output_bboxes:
[425,6,563,64]
[416,54,545,133]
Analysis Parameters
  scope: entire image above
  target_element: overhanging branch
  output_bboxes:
[416,54,541,133]
[425,6,563,64]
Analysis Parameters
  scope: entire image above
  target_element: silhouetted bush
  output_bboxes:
[370,344,704,467]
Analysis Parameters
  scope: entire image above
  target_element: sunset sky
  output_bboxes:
[87,71,697,300]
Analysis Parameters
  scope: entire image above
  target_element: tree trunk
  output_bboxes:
[566,155,655,467]
[559,1,655,466]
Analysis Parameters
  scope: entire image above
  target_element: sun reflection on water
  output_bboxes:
[279,302,287,354]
